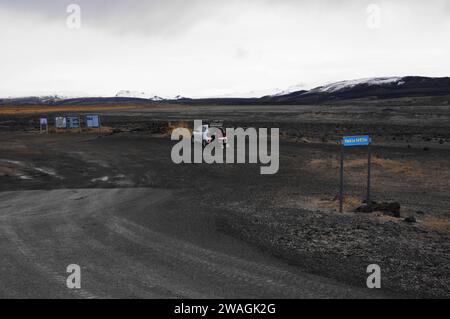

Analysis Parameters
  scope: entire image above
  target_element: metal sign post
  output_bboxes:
[339,135,372,213]
[339,140,344,213]
[367,141,372,205]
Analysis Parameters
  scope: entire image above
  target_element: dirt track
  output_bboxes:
[0,104,449,298]
[0,188,392,298]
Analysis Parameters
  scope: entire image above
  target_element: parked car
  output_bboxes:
[192,123,228,148]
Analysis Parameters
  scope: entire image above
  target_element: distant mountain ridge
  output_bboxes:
[262,76,450,104]
[1,76,449,106]
[115,90,185,101]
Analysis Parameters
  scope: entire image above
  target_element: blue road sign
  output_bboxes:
[342,135,370,146]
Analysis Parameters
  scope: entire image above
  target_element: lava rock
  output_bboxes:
[355,201,401,217]
[404,216,417,223]
[379,202,401,217]
[355,205,374,213]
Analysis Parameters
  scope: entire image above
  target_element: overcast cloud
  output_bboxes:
[0,0,449,97]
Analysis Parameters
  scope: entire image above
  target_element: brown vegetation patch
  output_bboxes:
[308,157,425,178]
[421,216,450,232]
[166,121,192,137]
[0,104,145,114]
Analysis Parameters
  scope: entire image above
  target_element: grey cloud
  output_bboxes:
[1,0,235,36]
[1,0,449,37]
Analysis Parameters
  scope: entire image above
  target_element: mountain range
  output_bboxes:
[1,76,449,106]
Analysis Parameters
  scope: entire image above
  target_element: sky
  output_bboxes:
[0,0,449,98]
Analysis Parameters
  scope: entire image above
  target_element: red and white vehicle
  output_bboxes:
[192,122,228,148]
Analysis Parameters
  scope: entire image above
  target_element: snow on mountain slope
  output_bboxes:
[115,90,164,100]
[269,78,405,97]
[271,83,307,96]
[115,90,185,100]
[310,77,404,93]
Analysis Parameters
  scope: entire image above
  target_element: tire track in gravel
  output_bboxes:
[0,224,98,299]
[0,188,390,298]
[103,215,382,298]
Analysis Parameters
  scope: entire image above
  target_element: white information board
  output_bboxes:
[86,115,100,128]
[55,117,67,129]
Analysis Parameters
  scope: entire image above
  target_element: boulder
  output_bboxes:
[404,216,417,223]
[355,205,374,213]
[355,201,401,217]
[378,202,401,217]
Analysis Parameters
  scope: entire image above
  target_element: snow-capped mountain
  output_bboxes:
[0,91,90,101]
[115,90,164,100]
[212,84,308,99]
[271,83,308,96]
[1,76,449,106]
[35,95,68,103]
[309,77,405,93]
[0,94,89,105]
[262,76,450,104]
[115,90,185,101]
